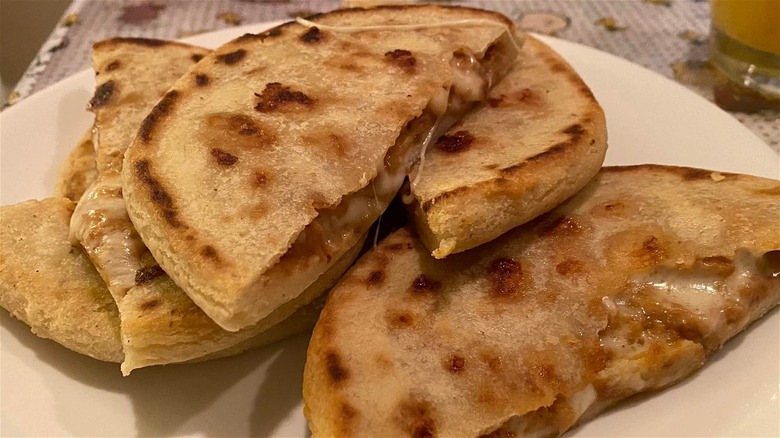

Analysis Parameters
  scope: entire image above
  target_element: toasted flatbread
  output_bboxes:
[69,38,363,374]
[54,129,98,201]
[304,165,780,437]
[409,36,607,258]
[122,5,521,331]
[0,199,122,362]
[0,197,346,372]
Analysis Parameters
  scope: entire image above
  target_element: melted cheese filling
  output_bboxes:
[70,174,147,298]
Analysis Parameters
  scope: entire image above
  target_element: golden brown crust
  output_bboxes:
[54,129,97,201]
[0,199,122,362]
[89,38,209,175]
[304,165,780,437]
[410,36,608,258]
[119,234,366,375]
[122,5,519,331]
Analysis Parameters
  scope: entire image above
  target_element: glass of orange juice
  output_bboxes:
[710,0,780,100]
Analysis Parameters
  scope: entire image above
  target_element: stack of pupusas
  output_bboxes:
[0,4,777,437]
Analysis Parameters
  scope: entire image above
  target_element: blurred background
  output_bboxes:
[0,0,71,102]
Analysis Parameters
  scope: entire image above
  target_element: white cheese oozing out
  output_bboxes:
[70,174,147,298]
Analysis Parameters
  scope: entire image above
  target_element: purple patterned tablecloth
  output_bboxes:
[8,0,779,151]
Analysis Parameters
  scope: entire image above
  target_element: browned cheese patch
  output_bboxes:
[138,90,179,143]
[487,257,524,298]
[325,350,349,385]
[254,82,314,112]
[90,80,116,108]
[695,255,736,276]
[631,235,666,266]
[135,265,165,285]
[210,148,238,166]
[396,397,437,438]
[385,49,416,74]
[436,131,474,153]
[191,53,204,63]
[134,160,182,227]
[215,49,246,65]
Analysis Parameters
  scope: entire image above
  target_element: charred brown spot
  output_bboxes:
[436,131,474,153]
[604,201,623,212]
[134,160,181,227]
[387,310,415,328]
[385,49,416,73]
[397,398,436,438]
[367,270,384,286]
[191,53,204,62]
[195,73,209,86]
[135,265,165,285]
[139,299,160,310]
[138,90,178,143]
[201,245,219,260]
[759,250,780,279]
[448,355,465,373]
[411,274,442,293]
[339,402,357,428]
[216,49,246,64]
[487,258,523,297]
[556,259,582,276]
[540,216,583,236]
[210,148,238,166]
[301,26,322,43]
[105,60,121,72]
[90,80,116,108]
[253,171,269,187]
[245,26,284,42]
[563,124,584,136]
[488,88,537,108]
[325,351,348,384]
[254,82,314,112]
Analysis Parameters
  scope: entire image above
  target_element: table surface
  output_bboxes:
[7,0,779,152]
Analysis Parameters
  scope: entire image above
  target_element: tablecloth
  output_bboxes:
[7,0,779,151]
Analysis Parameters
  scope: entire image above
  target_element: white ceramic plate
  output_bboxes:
[1,22,778,437]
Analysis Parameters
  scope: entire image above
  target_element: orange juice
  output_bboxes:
[712,0,780,56]
[710,0,780,98]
